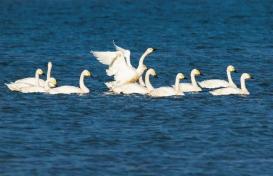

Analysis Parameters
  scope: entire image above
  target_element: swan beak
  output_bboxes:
[184,77,188,80]
[234,70,237,73]
[154,74,158,78]
[152,48,157,51]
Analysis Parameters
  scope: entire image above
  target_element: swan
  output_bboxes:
[49,70,91,95]
[20,78,57,93]
[15,62,56,88]
[91,47,156,86]
[145,68,185,97]
[178,69,202,92]
[209,73,252,96]
[5,68,44,91]
[199,65,237,89]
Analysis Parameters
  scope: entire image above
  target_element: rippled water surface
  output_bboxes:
[1,0,273,175]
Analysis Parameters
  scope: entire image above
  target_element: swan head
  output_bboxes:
[36,69,44,75]
[177,73,185,80]
[48,61,52,68]
[192,69,201,76]
[147,68,157,77]
[146,48,157,55]
[227,65,236,72]
[241,73,252,80]
[83,70,92,77]
[48,78,57,87]
[48,77,57,88]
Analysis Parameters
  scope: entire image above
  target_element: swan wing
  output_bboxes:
[91,51,120,65]
[210,87,240,96]
[149,87,176,97]
[113,41,132,67]
[15,78,46,86]
[113,83,147,95]
[49,86,81,94]
[199,79,229,89]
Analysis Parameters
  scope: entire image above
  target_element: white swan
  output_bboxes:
[209,73,252,96]
[49,70,91,95]
[15,62,56,88]
[178,69,202,92]
[91,47,155,86]
[145,68,185,97]
[20,78,57,93]
[5,69,44,91]
[199,65,237,89]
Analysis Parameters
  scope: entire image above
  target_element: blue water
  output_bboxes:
[1,0,273,175]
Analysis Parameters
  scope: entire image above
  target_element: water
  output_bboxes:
[0,0,273,175]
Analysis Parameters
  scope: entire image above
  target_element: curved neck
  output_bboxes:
[191,72,198,87]
[174,75,181,92]
[79,74,89,93]
[138,76,145,87]
[47,64,52,81]
[227,70,235,86]
[137,50,149,70]
[145,71,154,91]
[240,76,248,94]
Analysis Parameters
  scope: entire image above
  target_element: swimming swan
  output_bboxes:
[178,69,202,92]
[199,65,237,89]
[209,73,252,96]
[15,62,56,88]
[49,70,91,95]
[5,69,44,91]
[145,68,185,97]
[20,78,57,93]
[91,47,156,85]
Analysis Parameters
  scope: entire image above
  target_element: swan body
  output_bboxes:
[178,69,202,92]
[145,69,185,97]
[6,69,44,91]
[210,73,252,96]
[14,62,56,88]
[199,65,237,89]
[111,83,148,95]
[20,78,57,93]
[49,70,91,95]
[91,47,155,86]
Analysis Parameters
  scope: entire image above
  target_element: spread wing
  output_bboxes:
[91,51,119,65]
[113,41,132,67]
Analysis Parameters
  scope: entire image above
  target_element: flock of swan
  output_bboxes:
[5,42,253,97]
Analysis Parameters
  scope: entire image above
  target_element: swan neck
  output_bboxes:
[145,72,154,91]
[79,74,89,93]
[47,64,52,81]
[240,76,248,93]
[137,50,148,69]
[191,72,198,87]
[44,79,50,91]
[138,76,145,87]
[174,75,181,92]
[227,70,235,86]
[35,72,40,86]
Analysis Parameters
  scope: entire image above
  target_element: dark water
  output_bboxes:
[1,0,273,175]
